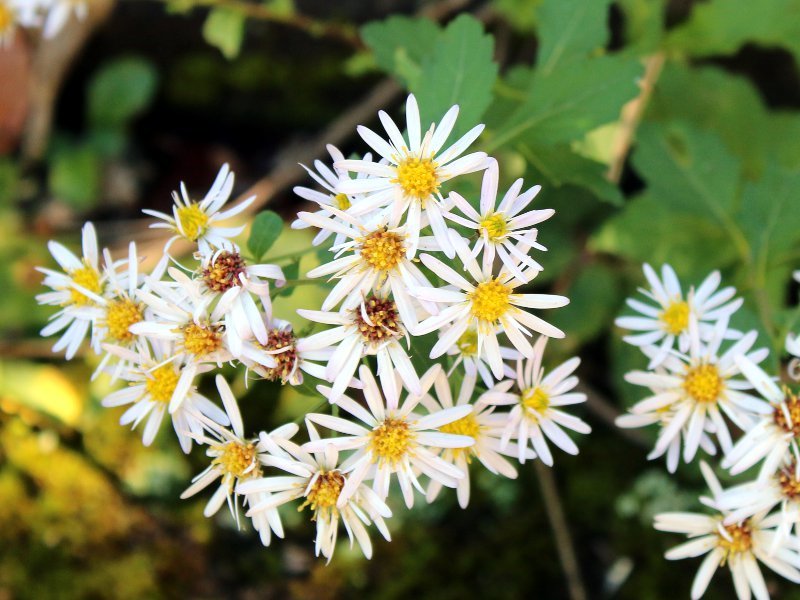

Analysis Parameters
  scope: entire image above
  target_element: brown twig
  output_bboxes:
[534,461,588,600]
[606,52,665,183]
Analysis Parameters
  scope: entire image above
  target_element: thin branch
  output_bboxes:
[534,461,588,600]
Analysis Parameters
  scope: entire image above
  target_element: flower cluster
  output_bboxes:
[0,0,86,45]
[616,264,800,598]
[37,95,590,561]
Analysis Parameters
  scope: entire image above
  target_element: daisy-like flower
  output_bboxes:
[654,461,800,600]
[717,457,800,552]
[298,293,420,402]
[335,94,488,257]
[419,369,532,508]
[241,318,333,386]
[721,355,800,479]
[198,248,285,355]
[616,264,743,368]
[441,325,519,389]
[412,230,568,379]
[37,222,106,359]
[142,163,255,255]
[100,340,228,452]
[304,365,474,508]
[130,267,233,373]
[37,0,86,38]
[621,319,770,466]
[180,375,298,531]
[291,145,381,246]
[444,158,551,281]
[297,207,436,326]
[238,422,392,561]
[480,336,590,466]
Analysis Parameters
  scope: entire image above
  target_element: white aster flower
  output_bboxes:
[622,319,770,466]
[239,422,392,562]
[616,264,743,368]
[480,336,590,466]
[419,369,531,508]
[413,230,568,379]
[654,461,800,600]
[444,158,551,281]
[100,340,228,452]
[304,364,475,508]
[198,248,285,355]
[37,222,105,359]
[181,375,298,537]
[721,355,800,479]
[298,207,437,326]
[335,94,488,257]
[291,144,381,246]
[442,325,519,389]
[143,163,255,255]
[131,267,233,372]
[298,293,420,403]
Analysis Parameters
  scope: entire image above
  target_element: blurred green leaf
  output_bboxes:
[413,14,498,138]
[274,260,300,298]
[616,0,664,53]
[536,0,613,73]
[0,159,18,205]
[667,0,800,62]
[87,57,158,128]
[49,144,102,209]
[492,0,541,32]
[360,16,440,88]
[203,7,246,60]
[248,211,283,260]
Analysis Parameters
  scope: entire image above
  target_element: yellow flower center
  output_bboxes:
[176,203,210,241]
[660,300,689,335]
[370,417,414,465]
[683,364,723,404]
[522,387,550,413]
[359,229,406,272]
[393,156,439,201]
[479,213,509,241]
[353,296,402,344]
[182,323,223,357]
[202,251,247,293]
[106,298,144,343]
[774,389,800,436]
[456,329,479,357]
[68,264,102,306]
[469,279,512,323]
[213,441,258,479]
[333,193,351,210]
[145,365,180,403]
[0,3,13,33]
[717,522,753,562]
[439,413,480,462]
[300,471,346,515]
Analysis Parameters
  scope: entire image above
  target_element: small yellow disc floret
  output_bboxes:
[300,471,346,515]
[106,298,144,342]
[176,203,209,241]
[182,323,223,357]
[213,441,258,479]
[68,264,102,306]
[393,157,439,200]
[522,387,550,413]
[359,229,406,272]
[717,522,753,562]
[145,365,180,403]
[469,279,512,323]
[683,364,723,404]
[370,418,414,464]
[333,193,352,210]
[660,300,689,335]
[479,213,509,241]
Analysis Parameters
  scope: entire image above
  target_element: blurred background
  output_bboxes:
[2,0,800,598]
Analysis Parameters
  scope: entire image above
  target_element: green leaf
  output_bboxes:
[616,0,665,53]
[87,57,158,128]
[202,7,246,60]
[517,141,623,205]
[536,0,613,74]
[360,16,440,88]
[248,211,283,260]
[667,0,800,62]
[488,56,642,150]
[413,14,498,139]
[49,144,102,210]
[589,194,738,281]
